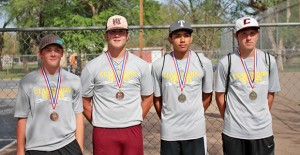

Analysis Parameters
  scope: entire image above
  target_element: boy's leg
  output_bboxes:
[161,140,180,155]
[222,133,245,155]
[181,137,206,155]
[93,127,122,155]
[122,124,144,155]
[248,136,274,155]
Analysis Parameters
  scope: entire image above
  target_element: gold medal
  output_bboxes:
[116,91,124,100]
[50,112,59,121]
[249,91,257,100]
[178,93,186,103]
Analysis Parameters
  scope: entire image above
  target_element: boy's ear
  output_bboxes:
[104,33,108,41]
[168,37,172,44]
[38,50,42,57]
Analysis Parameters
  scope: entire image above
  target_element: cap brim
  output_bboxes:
[169,28,193,36]
[40,43,64,50]
[106,27,128,32]
[236,26,260,33]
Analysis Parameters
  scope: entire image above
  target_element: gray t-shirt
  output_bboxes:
[81,52,153,128]
[152,51,213,141]
[214,49,281,139]
[14,69,83,151]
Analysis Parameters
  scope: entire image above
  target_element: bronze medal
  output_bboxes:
[249,91,257,100]
[178,93,186,103]
[50,112,59,121]
[116,91,124,100]
[172,51,191,104]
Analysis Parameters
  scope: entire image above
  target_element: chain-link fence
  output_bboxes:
[0,23,300,155]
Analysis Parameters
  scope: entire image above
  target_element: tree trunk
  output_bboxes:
[287,0,291,22]
[266,28,284,71]
[0,33,3,71]
[265,16,284,71]
[277,39,284,70]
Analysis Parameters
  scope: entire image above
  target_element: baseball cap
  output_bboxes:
[106,15,128,31]
[39,34,64,50]
[169,20,193,37]
[235,17,260,33]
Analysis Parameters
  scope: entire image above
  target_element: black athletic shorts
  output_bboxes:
[161,137,206,155]
[222,133,274,155]
[25,139,82,155]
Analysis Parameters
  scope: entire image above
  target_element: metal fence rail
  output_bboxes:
[0,24,300,155]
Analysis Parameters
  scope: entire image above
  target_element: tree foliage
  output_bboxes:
[2,0,163,55]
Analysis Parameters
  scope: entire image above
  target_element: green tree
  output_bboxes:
[2,0,162,70]
[162,0,226,54]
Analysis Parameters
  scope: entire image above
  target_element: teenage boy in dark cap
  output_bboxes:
[14,34,84,155]
[152,20,213,155]
[215,16,281,155]
[81,15,153,155]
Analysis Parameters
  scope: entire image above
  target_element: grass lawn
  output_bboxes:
[0,63,39,79]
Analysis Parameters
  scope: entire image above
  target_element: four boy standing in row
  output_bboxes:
[14,15,280,155]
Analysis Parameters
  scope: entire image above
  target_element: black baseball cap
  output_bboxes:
[169,20,193,37]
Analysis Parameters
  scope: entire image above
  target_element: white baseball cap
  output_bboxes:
[106,15,128,31]
[235,17,259,33]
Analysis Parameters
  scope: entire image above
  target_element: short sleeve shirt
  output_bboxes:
[152,51,213,141]
[14,69,83,151]
[81,52,153,128]
[214,49,281,139]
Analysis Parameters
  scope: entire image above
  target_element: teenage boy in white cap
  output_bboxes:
[152,20,213,155]
[215,17,281,155]
[14,34,84,155]
[81,15,153,155]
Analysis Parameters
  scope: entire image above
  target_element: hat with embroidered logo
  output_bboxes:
[235,17,260,33]
[169,20,193,37]
[39,34,64,50]
[106,15,128,31]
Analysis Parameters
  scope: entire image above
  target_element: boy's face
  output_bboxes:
[168,30,193,53]
[105,29,129,49]
[235,28,259,52]
[39,44,63,68]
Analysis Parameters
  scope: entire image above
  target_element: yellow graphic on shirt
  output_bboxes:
[99,71,137,82]
[232,71,268,83]
[162,71,200,83]
[34,87,72,99]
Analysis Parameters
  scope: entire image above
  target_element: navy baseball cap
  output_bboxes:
[169,20,193,37]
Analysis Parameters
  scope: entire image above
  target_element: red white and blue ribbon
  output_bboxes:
[239,49,257,89]
[41,67,61,110]
[172,51,191,91]
[105,51,127,89]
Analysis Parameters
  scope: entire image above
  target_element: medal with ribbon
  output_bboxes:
[239,49,257,100]
[172,51,191,103]
[41,67,61,121]
[106,51,127,100]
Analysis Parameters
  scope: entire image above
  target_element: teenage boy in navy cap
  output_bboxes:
[215,17,281,155]
[81,15,153,155]
[14,34,84,155]
[152,20,213,155]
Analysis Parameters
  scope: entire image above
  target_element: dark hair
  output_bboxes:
[169,29,192,38]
